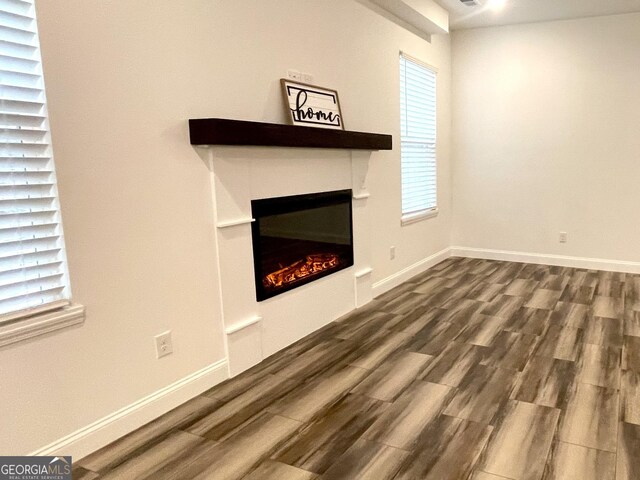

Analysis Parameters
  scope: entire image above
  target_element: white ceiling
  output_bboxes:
[434,0,640,30]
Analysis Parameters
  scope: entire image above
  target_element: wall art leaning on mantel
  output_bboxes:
[281,79,344,130]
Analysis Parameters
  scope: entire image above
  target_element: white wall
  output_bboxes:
[451,13,640,262]
[1,0,451,456]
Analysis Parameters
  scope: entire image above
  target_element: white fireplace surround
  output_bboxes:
[200,145,376,376]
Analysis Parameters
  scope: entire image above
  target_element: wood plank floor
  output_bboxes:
[75,257,640,480]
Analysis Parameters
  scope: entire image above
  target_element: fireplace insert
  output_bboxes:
[251,189,354,301]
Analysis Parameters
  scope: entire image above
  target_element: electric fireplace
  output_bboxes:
[251,189,354,301]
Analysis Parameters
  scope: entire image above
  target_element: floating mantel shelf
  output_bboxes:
[189,118,392,151]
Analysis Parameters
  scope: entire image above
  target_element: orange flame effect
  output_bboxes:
[263,253,340,289]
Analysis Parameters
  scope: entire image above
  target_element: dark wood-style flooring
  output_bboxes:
[74,257,640,480]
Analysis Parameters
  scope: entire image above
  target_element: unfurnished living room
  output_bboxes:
[1,0,639,479]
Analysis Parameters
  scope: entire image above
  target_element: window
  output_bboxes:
[399,52,437,224]
[0,0,81,340]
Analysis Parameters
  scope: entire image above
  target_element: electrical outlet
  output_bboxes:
[287,69,302,81]
[390,246,396,260]
[154,331,173,359]
[559,232,568,243]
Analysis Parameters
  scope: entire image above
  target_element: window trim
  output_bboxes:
[401,207,439,226]
[0,304,85,348]
[399,51,438,226]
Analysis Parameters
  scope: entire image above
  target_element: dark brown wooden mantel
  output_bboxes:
[188,118,392,151]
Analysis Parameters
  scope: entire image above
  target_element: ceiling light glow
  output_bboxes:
[487,0,507,11]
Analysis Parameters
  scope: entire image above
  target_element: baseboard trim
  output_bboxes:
[372,247,451,298]
[451,246,640,274]
[30,359,228,461]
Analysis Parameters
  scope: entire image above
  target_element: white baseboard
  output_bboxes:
[30,359,228,461]
[372,247,451,298]
[451,246,640,274]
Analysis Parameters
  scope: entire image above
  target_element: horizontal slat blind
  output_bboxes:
[400,53,437,216]
[0,0,70,322]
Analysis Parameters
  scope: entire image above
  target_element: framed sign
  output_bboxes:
[281,79,344,130]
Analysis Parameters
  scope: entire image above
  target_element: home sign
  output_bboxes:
[281,79,344,130]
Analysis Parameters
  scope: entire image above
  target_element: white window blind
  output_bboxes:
[400,53,437,220]
[0,0,71,323]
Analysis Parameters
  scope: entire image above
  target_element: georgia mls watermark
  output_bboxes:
[0,457,71,480]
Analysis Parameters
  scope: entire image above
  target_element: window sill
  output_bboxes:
[0,304,86,348]
[401,208,439,226]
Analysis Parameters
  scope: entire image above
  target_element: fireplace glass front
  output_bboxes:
[251,189,354,301]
